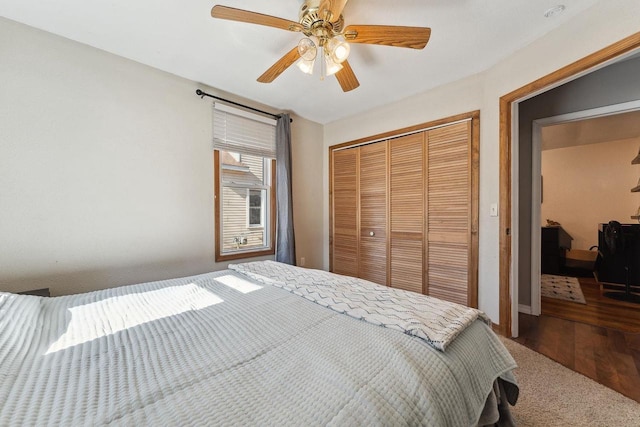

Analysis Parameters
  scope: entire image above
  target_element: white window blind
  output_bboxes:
[213,103,277,158]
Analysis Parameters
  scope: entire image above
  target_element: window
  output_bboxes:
[213,104,276,261]
[248,189,265,227]
[218,151,273,255]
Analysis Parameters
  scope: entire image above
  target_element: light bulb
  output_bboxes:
[326,38,350,64]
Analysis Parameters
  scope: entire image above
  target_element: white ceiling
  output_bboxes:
[0,0,601,124]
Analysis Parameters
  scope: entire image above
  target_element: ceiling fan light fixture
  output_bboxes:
[326,38,350,64]
[296,57,316,75]
[210,4,431,92]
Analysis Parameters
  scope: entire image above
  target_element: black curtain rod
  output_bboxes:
[195,89,292,123]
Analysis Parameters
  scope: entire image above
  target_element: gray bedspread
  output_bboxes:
[0,268,517,426]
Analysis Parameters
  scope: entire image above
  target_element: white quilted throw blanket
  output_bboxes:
[229,261,490,351]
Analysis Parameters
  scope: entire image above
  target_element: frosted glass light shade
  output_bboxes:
[297,58,315,75]
[324,55,343,76]
[297,38,317,61]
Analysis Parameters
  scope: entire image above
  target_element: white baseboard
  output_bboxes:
[518,304,532,314]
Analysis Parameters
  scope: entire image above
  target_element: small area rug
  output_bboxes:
[541,274,586,304]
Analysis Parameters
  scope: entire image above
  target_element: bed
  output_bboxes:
[0,261,518,426]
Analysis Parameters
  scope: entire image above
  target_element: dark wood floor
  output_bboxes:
[515,277,640,403]
[540,277,640,332]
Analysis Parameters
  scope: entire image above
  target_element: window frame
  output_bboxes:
[214,150,276,262]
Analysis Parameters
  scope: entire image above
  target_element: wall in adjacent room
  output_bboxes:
[541,138,639,251]
[0,17,323,296]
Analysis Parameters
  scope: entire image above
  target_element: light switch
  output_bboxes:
[490,203,498,217]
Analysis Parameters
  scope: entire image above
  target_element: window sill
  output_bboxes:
[215,247,275,263]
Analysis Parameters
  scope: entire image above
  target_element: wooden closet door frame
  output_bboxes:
[329,111,480,307]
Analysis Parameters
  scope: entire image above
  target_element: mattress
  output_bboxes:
[0,263,518,426]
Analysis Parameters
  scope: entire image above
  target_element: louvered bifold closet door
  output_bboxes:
[331,149,359,277]
[426,121,472,306]
[389,133,425,294]
[359,142,388,285]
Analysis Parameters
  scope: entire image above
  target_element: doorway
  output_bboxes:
[499,33,640,402]
[498,33,640,338]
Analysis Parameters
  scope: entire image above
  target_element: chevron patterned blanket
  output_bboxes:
[229,260,491,351]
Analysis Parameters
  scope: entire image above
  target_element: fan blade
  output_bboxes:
[211,5,303,32]
[343,25,431,49]
[257,47,301,83]
[335,60,360,92]
[318,0,349,22]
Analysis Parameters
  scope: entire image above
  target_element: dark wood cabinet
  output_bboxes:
[597,223,640,287]
[541,226,572,275]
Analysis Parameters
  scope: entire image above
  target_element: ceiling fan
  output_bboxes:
[210,0,431,92]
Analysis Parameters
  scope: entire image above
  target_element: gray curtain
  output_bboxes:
[275,114,296,265]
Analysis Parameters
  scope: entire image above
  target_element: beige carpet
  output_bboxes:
[501,337,640,426]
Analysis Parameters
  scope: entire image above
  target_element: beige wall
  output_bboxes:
[291,118,324,269]
[0,17,323,295]
[541,138,640,250]
[323,0,640,322]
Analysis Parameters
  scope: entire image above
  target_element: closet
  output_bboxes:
[329,113,479,307]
